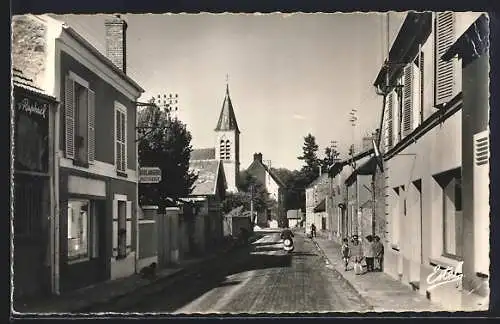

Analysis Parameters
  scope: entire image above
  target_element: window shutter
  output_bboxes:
[65,76,75,159]
[385,91,394,150]
[115,109,121,170]
[122,111,127,171]
[403,64,414,137]
[112,199,118,257]
[225,140,230,160]
[126,201,133,255]
[88,89,95,164]
[435,12,457,107]
[419,52,425,124]
[473,130,489,275]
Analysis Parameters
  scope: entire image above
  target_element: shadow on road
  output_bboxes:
[252,246,284,253]
[289,252,318,257]
[252,241,282,247]
[122,240,293,313]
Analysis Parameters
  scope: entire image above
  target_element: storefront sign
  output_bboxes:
[16,97,48,119]
[14,90,51,173]
[139,167,162,183]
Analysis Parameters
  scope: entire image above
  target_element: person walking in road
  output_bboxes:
[310,223,317,238]
[341,238,351,271]
[364,235,376,272]
[373,235,384,272]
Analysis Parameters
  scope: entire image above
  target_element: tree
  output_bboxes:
[297,133,320,182]
[320,146,341,172]
[138,100,198,209]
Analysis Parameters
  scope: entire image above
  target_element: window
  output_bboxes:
[113,197,132,260]
[225,140,231,160]
[435,12,458,107]
[115,103,127,173]
[443,174,463,258]
[219,140,226,160]
[67,199,98,262]
[64,72,95,165]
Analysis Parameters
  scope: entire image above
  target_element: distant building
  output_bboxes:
[286,209,304,228]
[246,153,287,227]
[190,83,241,193]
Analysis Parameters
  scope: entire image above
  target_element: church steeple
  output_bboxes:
[215,78,240,133]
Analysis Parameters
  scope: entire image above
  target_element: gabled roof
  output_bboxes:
[307,172,330,189]
[189,160,227,196]
[191,148,216,161]
[247,158,287,188]
[215,84,240,133]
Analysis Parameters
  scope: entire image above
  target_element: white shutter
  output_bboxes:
[126,201,132,255]
[473,130,490,275]
[402,64,414,137]
[123,110,128,171]
[65,76,75,159]
[435,12,457,107]
[88,89,95,164]
[112,199,118,257]
[385,91,394,150]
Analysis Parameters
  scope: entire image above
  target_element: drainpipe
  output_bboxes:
[53,103,61,295]
[135,101,140,274]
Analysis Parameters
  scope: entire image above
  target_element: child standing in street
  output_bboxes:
[350,235,364,275]
[341,238,351,271]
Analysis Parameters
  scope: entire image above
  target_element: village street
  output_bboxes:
[86,230,371,313]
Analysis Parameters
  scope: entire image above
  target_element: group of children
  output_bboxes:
[341,234,384,274]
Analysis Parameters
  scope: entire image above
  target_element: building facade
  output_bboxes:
[12,14,144,294]
[246,153,287,227]
[374,12,488,310]
[12,74,58,300]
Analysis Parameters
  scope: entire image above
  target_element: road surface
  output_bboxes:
[94,231,371,314]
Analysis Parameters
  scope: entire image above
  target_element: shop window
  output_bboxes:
[67,199,98,262]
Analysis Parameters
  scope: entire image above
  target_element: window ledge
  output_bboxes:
[68,256,90,265]
[73,160,89,168]
[116,171,128,178]
[391,244,400,251]
[429,256,464,273]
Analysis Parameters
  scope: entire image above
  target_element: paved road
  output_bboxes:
[95,231,371,314]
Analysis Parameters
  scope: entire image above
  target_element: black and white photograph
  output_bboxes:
[10,10,491,315]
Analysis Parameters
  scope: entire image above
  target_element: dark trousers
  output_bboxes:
[365,257,374,271]
[311,229,316,237]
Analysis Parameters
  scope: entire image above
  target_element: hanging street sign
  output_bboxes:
[139,167,162,183]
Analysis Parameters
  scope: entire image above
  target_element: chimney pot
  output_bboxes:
[105,15,127,74]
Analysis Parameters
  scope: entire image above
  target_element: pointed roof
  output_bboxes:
[215,83,240,133]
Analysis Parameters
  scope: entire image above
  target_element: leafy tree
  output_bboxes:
[320,146,341,172]
[138,99,198,209]
[221,169,274,219]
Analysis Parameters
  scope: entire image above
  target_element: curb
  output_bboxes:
[311,238,375,311]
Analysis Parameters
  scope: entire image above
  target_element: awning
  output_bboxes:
[328,148,375,178]
[373,12,433,89]
[345,156,377,186]
[314,198,326,213]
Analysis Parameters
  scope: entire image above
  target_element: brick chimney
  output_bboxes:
[105,15,127,73]
[253,153,263,162]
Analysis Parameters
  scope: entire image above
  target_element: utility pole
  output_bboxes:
[250,184,255,225]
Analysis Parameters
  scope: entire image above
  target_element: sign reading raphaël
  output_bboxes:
[14,90,51,173]
[16,97,48,119]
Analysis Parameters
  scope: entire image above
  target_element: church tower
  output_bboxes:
[215,81,240,193]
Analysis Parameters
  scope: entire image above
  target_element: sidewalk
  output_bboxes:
[311,233,445,312]
[13,242,242,314]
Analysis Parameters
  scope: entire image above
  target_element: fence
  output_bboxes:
[156,207,181,268]
[137,206,158,270]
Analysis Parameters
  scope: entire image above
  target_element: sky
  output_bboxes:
[54,12,406,171]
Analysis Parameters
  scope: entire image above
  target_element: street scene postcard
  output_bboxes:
[11,11,491,315]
